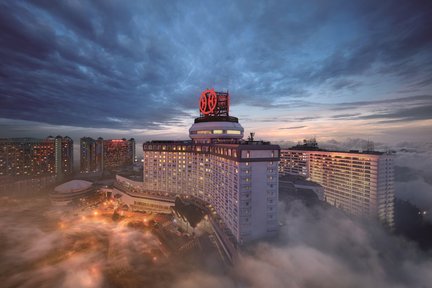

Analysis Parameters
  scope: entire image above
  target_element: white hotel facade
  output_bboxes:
[280,147,395,227]
[117,90,280,244]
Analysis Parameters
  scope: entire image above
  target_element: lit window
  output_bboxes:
[227,130,241,135]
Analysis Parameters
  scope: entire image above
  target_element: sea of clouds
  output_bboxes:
[1,196,432,288]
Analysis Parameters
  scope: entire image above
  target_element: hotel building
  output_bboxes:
[116,89,280,244]
[80,137,135,173]
[0,136,73,178]
[279,141,394,227]
[279,150,309,177]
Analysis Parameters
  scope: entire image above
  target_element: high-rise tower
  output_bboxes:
[142,89,280,243]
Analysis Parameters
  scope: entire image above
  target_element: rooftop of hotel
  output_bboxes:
[194,115,239,123]
[144,140,274,146]
[285,146,386,155]
[282,139,387,155]
[0,136,72,142]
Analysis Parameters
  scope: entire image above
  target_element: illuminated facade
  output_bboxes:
[80,137,103,173]
[80,137,135,173]
[103,138,135,170]
[279,146,394,227]
[279,150,308,176]
[0,136,73,177]
[57,136,74,176]
[278,139,318,177]
[142,89,280,243]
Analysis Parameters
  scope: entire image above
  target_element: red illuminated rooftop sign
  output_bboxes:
[199,88,230,117]
[200,89,217,115]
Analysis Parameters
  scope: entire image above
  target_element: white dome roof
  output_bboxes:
[54,180,93,194]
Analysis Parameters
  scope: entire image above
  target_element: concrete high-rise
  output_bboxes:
[279,141,394,228]
[80,137,103,173]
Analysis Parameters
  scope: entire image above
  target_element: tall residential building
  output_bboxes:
[56,136,74,176]
[0,136,73,178]
[279,150,309,176]
[279,142,394,227]
[142,89,280,243]
[103,138,135,170]
[80,137,103,173]
[80,137,135,173]
[279,138,318,177]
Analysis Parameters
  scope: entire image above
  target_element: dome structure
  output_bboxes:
[51,180,95,206]
[54,180,93,193]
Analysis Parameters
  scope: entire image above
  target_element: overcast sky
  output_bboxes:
[1,0,431,144]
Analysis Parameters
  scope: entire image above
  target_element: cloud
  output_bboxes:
[305,1,432,82]
[330,113,362,119]
[357,105,432,123]
[278,126,307,130]
[0,1,194,130]
[325,95,432,123]
[394,149,432,218]
[2,188,432,287]
[317,138,385,151]
[0,198,176,288]
[333,95,432,110]
[0,0,431,138]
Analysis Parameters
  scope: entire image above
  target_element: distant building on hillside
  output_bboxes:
[0,136,73,178]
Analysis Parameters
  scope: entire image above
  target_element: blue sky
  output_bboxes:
[1,0,431,144]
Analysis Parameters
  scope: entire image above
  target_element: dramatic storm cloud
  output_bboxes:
[0,0,431,143]
[2,197,431,288]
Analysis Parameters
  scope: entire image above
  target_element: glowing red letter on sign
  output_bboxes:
[199,89,217,115]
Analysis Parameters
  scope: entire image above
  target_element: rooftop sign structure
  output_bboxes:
[199,89,230,117]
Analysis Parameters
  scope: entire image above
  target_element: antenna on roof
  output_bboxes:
[248,132,255,141]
